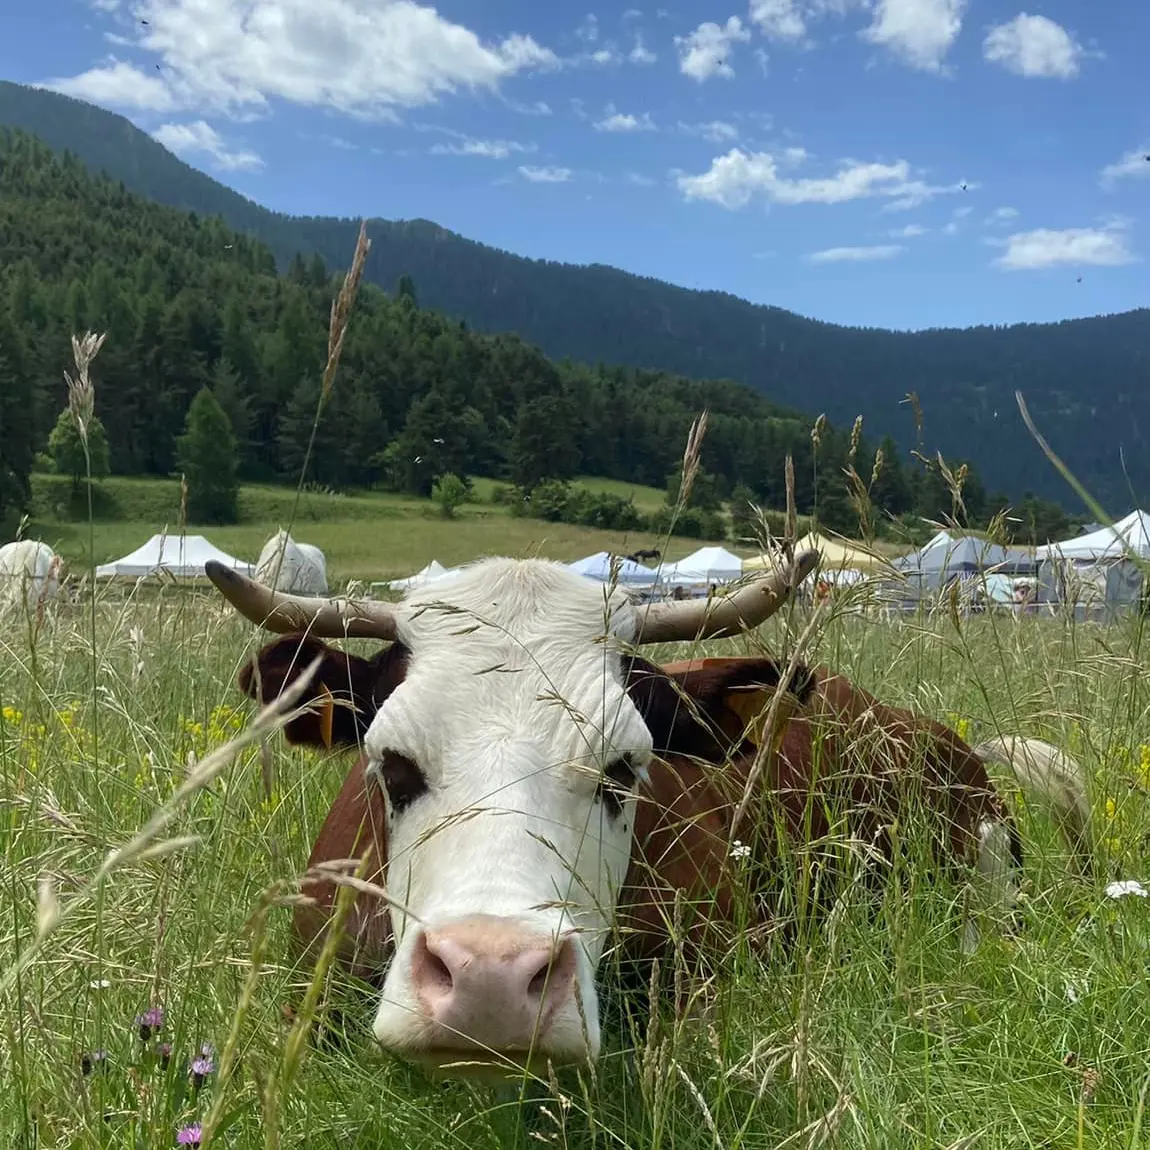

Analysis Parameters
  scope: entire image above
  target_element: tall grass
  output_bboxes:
[3,586,1150,1147]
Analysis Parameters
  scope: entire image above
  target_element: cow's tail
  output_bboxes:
[972,735,1094,879]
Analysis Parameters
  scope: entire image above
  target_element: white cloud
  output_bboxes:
[985,205,1020,224]
[41,58,178,111]
[749,0,860,43]
[890,223,928,237]
[519,164,573,183]
[629,34,657,63]
[882,176,972,212]
[678,119,740,144]
[750,0,807,41]
[153,119,263,170]
[575,13,600,42]
[992,223,1136,270]
[50,0,558,120]
[1100,146,1150,188]
[594,109,656,132]
[625,171,657,186]
[861,0,966,73]
[505,97,553,116]
[678,147,966,211]
[807,244,904,263]
[430,136,535,159]
[589,46,623,65]
[676,16,751,81]
[982,14,1087,79]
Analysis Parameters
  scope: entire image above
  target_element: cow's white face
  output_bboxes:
[210,547,813,1080]
[363,559,652,1075]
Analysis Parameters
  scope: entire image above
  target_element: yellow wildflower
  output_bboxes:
[1138,744,1150,787]
[2,706,23,725]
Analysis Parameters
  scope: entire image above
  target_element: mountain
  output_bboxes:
[8,126,931,543]
[2,80,1148,507]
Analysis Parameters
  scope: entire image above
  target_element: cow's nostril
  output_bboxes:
[527,957,555,998]
[413,932,455,995]
[426,951,453,992]
[526,936,575,1000]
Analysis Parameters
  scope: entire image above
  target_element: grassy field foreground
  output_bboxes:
[3,584,1150,1148]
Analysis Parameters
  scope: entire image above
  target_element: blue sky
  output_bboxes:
[4,0,1148,331]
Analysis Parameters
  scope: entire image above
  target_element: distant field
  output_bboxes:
[25,474,723,583]
[467,474,669,515]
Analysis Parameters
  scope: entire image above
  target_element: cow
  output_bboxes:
[254,529,328,595]
[202,552,1089,1081]
[0,540,62,620]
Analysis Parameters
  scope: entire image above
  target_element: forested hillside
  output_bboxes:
[2,81,1146,507]
[0,127,898,537]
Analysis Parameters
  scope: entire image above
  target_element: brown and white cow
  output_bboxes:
[203,553,1088,1081]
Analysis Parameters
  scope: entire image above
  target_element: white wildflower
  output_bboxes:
[1105,880,1148,900]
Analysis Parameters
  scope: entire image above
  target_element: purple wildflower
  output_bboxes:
[190,1049,215,1090]
[135,1005,165,1042]
[176,1124,202,1146]
[157,1041,172,1070]
[81,1049,107,1076]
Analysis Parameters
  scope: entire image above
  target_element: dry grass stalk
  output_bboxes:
[785,454,798,558]
[902,390,924,446]
[678,409,709,508]
[848,415,863,465]
[321,219,371,403]
[64,330,107,443]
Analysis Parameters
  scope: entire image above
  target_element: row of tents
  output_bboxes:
[80,510,1150,618]
[384,545,751,597]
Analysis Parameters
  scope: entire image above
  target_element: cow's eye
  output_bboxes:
[596,755,638,820]
[375,753,428,815]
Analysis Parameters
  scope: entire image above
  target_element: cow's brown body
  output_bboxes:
[285,652,1012,985]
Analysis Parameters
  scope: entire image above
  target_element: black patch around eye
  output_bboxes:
[376,753,429,815]
[595,754,638,820]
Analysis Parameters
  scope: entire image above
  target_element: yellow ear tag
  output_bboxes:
[317,683,335,749]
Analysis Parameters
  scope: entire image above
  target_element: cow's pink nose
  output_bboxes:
[409,916,577,1051]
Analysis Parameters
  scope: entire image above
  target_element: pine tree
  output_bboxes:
[176,387,239,524]
[210,356,253,473]
[397,274,418,309]
[0,315,34,526]
[510,396,579,491]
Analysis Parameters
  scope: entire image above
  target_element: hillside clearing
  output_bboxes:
[27,474,715,582]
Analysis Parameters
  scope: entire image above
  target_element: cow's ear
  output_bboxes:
[238,634,398,749]
[628,655,816,756]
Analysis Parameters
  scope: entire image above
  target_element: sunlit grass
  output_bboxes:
[3,588,1150,1148]
[28,473,717,584]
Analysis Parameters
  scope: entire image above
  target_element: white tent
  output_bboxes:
[1037,510,1150,561]
[566,551,658,585]
[387,560,449,592]
[95,534,254,579]
[661,545,743,586]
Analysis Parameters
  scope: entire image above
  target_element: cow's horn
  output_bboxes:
[633,549,818,645]
[204,560,398,640]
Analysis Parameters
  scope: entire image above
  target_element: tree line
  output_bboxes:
[0,128,1075,544]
